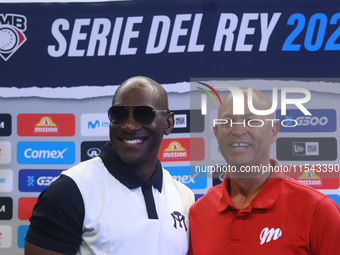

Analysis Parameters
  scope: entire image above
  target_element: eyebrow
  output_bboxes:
[220,113,256,119]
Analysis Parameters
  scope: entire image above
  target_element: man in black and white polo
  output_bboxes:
[25,76,195,255]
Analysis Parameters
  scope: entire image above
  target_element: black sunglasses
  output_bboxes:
[108,105,170,125]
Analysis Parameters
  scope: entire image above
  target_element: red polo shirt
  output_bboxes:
[189,160,340,255]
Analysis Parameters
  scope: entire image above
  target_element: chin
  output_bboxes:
[229,171,259,179]
[118,152,143,165]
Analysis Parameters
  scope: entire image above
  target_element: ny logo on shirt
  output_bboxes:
[171,211,187,231]
[260,227,282,245]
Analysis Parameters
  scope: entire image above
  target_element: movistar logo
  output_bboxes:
[88,120,100,129]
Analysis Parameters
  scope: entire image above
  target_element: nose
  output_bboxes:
[231,118,246,136]
[121,111,141,132]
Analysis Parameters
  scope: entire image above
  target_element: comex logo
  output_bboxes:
[260,227,282,245]
[172,172,199,184]
[24,148,67,159]
[0,14,27,61]
[167,166,207,189]
[18,141,75,165]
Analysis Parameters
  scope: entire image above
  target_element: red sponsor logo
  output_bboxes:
[18,197,38,220]
[287,166,339,189]
[158,138,204,162]
[17,114,75,136]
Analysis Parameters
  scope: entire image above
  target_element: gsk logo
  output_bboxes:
[19,169,63,192]
[17,141,75,165]
[276,109,336,132]
[0,13,27,61]
[81,113,110,136]
[166,166,207,189]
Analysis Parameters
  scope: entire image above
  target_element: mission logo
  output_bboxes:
[17,114,75,137]
[158,138,205,162]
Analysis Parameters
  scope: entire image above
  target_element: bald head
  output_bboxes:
[113,76,168,109]
[219,87,275,119]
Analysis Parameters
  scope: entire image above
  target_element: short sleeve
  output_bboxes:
[310,196,340,255]
[25,174,85,255]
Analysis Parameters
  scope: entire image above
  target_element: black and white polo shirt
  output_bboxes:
[26,142,195,255]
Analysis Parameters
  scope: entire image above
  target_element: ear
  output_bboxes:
[213,124,219,139]
[269,120,280,145]
[164,112,174,135]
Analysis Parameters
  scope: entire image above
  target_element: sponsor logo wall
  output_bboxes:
[1,78,340,254]
[1,1,340,254]
[0,93,210,253]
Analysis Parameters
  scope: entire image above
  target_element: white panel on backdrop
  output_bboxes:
[81,113,110,136]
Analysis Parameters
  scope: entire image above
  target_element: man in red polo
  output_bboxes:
[189,88,340,255]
